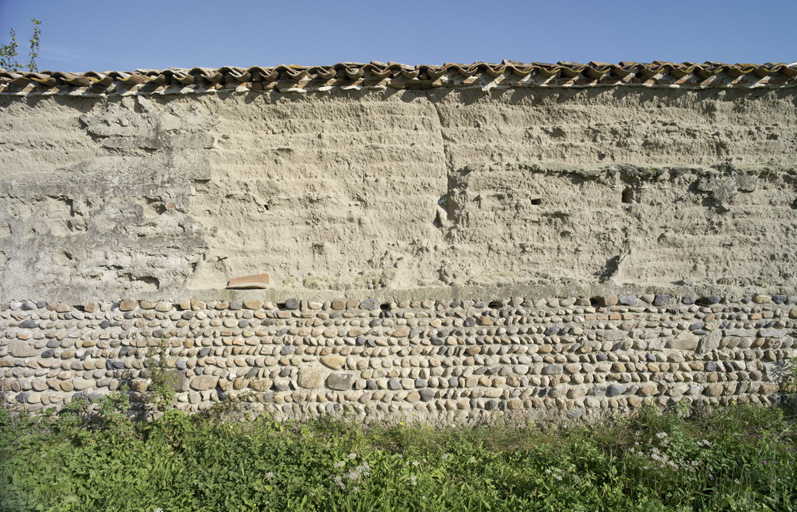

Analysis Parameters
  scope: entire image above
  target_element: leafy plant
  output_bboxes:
[1,18,41,72]
[144,337,177,413]
[0,400,795,511]
[782,356,797,412]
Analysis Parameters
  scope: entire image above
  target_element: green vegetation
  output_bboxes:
[1,396,795,512]
[1,18,41,72]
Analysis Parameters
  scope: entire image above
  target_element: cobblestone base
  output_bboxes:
[2,293,796,423]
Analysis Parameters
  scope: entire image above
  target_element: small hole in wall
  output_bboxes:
[792,198,797,210]
[530,198,542,205]
[622,188,635,204]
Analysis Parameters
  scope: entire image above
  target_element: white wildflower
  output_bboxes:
[265,471,274,480]
[333,475,345,490]
[348,452,357,459]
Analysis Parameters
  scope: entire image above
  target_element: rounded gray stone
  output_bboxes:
[359,299,378,310]
[542,364,563,375]
[653,294,670,306]
[326,373,353,391]
[419,389,435,402]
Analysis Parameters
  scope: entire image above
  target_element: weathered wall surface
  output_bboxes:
[1,62,796,419]
[2,87,796,302]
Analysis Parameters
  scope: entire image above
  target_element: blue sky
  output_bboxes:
[1,0,795,72]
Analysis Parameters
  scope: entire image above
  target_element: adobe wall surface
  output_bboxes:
[1,66,797,419]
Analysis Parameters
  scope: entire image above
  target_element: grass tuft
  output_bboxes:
[1,399,795,511]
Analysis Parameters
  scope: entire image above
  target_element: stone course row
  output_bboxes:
[2,294,796,423]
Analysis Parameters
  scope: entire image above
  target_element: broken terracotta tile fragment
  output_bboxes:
[226,273,270,289]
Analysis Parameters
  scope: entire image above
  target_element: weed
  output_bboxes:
[143,338,177,413]
[0,400,795,511]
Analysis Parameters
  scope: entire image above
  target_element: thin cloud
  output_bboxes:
[39,45,119,72]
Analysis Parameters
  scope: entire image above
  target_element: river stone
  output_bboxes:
[758,329,788,338]
[606,384,626,397]
[297,368,326,389]
[283,298,300,310]
[597,330,626,342]
[666,331,699,351]
[697,330,722,354]
[419,389,435,401]
[638,383,658,396]
[704,383,724,397]
[119,300,137,311]
[320,355,346,370]
[388,378,402,390]
[72,378,93,391]
[359,299,378,310]
[653,294,670,306]
[326,373,353,391]
[190,375,218,391]
[542,364,563,375]
[249,379,272,391]
[8,341,38,358]
[167,370,189,392]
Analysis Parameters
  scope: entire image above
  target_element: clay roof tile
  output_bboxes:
[1,61,794,94]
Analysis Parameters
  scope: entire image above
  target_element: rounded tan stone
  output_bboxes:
[638,383,658,397]
[666,331,699,351]
[130,379,148,393]
[243,300,263,310]
[320,355,346,370]
[190,375,219,391]
[297,368,326,389]
[119,300,138,311]
[484,388,503,398]
[704,383,723,397]
[627,396,643,408]
[8,340,38,358]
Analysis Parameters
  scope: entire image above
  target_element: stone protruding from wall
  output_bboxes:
[2,294,794,423]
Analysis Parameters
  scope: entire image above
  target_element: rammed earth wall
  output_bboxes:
[1,62,797,420]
